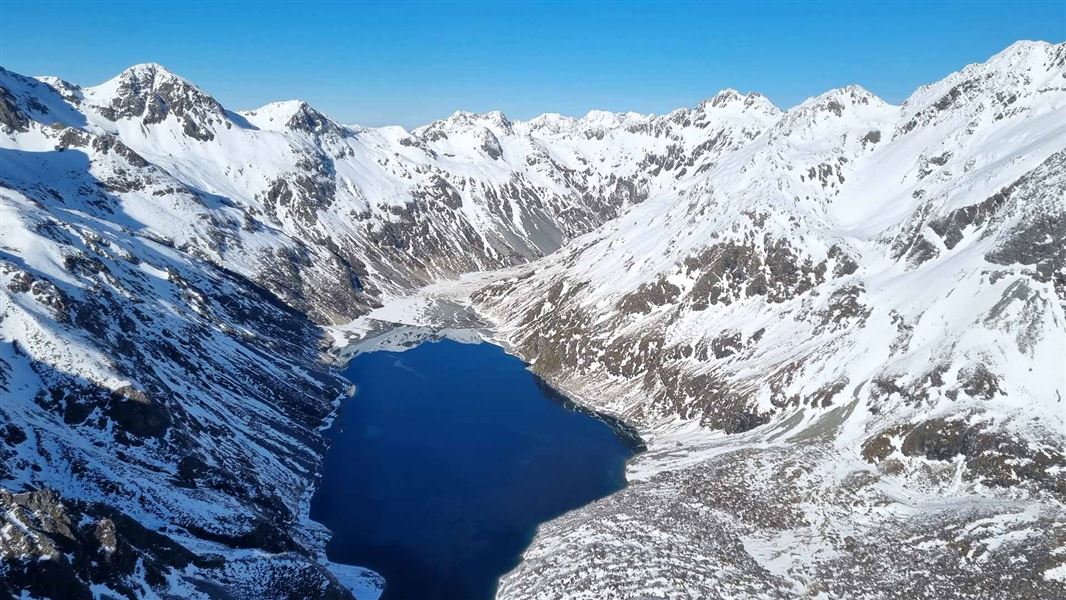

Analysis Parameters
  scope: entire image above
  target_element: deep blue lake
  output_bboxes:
[310,339,639,600]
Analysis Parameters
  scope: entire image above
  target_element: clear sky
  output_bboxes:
[1,1,1063,128]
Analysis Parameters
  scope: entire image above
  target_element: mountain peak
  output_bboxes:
[898,39,1063,133]
[793,84,891,117]
[524,112,578,134]
[86,62,225,141]
[242,99,344,136]
[121,61,170,75]
[697,88,781,116]
[92,62,202,100]
[816,84,882,105]
[446,109,513,131]
[415,109,515,141]
[770,84,896,140]
[993,39,1057,60]
[707,88,744,106]
[581,109,648,128]
[980,39,1064,74]
[111,62,190,88]
[34,75,82,104]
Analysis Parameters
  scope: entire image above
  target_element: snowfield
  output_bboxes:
[1,40,1064,599]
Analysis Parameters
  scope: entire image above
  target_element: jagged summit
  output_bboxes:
[97,62,194,92]
[0,67,86,131]
[116,61,181,80]
[416,109,515,139]
[799,84,891,114]
[686,89,782,128]
[34,74,80,93]
[523,112,579,134]
[700,88,778,112]
[90,62,206,103]
[240,99,345,136]
[581,108,648,126]
[904,40,1062,106]
[897,40,1065,137]
[83,62,226,141]
[708,87,744,104]
[986,38,1062,67]
[765,83,897,143]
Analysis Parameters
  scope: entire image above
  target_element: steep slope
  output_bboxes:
[474,40,1066,598]
[0,183,378,597]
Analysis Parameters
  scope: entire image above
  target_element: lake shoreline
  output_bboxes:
[311,336,642,600]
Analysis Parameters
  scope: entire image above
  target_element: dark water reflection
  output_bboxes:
[311,339,639,600]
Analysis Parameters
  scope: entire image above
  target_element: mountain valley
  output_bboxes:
[1,40,1064,599]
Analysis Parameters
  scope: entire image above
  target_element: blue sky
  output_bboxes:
[2,1,1063,128]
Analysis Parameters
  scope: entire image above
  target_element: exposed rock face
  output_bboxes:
[1,40,1064,599]
[0,85,29,132]
[863,416,1066,498]
[0,489,208,599]
[91,63,226,141]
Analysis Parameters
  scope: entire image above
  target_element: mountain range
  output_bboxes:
[1,40,1063,599]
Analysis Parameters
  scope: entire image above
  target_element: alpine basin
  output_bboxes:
[310,339,639,600]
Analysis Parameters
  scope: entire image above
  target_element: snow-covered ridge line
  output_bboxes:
[48,39,1054,139]
[62,38,1056,136]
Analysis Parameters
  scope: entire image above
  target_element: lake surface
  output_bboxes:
[310,339,639,600]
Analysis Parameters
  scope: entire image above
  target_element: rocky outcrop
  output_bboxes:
[91,63,226,141]
[0,489,210,600]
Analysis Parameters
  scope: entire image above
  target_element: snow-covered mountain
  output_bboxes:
[1,40,1063,599]
[475,40,1066,598]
